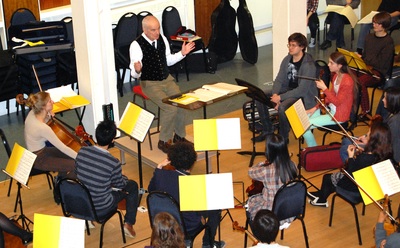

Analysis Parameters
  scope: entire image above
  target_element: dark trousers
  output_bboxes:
[308,13,319,39]
[320,174,336,202]
[327,13,346,47]
[256,94,298,142]
[187,210,221,246]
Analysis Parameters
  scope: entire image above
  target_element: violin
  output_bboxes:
[246,180,263,197]
[232,220,258,246]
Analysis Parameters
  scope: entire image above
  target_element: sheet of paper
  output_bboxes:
[358,11,379,24]
[193,118,241,151]
[325,5,358,28]
[4,143,36,186]
[46,85,77,102]
[353,166,382,205]
[186,88,225,102]
[179,173,234,211]
[372,160,400,196]
[202,83,247,94]
[34,213,85,248]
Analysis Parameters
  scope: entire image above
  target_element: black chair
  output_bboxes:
[114,12,139,97]
[324,12,354,48]
[57,178,126,248]
[137,11,153,36]
[329,186,366,246]
[0,128,54,200]
[147,191,210,248]
[57,16,78,90]
[10,8,36,26]
[244,180,309,248]
[162,6,207,81]
[0,49,20,116]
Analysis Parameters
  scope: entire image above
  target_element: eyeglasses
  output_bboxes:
[287,43,299,48]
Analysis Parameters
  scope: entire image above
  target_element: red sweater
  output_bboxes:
[324,73,354,122]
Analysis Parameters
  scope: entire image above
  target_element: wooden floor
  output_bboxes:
[2,103,399,248]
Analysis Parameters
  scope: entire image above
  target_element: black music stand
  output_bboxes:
[117,102,155,204]
[235,78,274,166]
[15,182,34,231]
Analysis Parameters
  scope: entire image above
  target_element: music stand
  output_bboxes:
[235,78,275,166]
[117,102,155,204]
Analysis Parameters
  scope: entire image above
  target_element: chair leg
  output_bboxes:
[280,229,284,240]
[350,203,362,245]
[100,223,106,248]
[7,178,13,197]
[117,210,126,244]
[243,217,249,248]
[300,218,310,248]
[329,194,337,226]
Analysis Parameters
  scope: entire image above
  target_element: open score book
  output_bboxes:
[285,99,311,139]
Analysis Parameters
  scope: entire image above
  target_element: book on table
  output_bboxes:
[183,82,247,102]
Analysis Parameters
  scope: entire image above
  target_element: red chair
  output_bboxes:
[132,85,160,150]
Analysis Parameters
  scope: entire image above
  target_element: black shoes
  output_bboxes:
[251,132,269,143]
[320,40,332,50]
[158,140,171,153]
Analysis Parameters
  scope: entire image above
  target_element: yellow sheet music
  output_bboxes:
[179,173,234,211]
[285,99,310,139]
[59,95,90,109]
[337,48,372,74]
[193,118,241,151]
[353,160,400,205]
[34,213,85,248]
[3,143,36,186]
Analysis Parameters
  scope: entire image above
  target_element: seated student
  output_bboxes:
[247,134,298,221]
[356,0,400,55]
[75,120,139,238]
[249,209,289,248]
[302,51,358,147]
[145,212,186,248]
[356,11,394,118]
[0,212,33,248]
[307,0,319,48]
[254,33,317,144]
[375,206,400,248]
[320,0,360,50]
[308,116,393,207]
[148,142,225,248]
[24,91,76,179]
[341,88,400,166]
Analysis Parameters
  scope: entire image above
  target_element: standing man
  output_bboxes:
[75,120,139,238]
[129,16,195,153]
[320,0,361,50]
[253,33,318,143]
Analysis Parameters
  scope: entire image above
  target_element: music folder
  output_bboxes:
[285,99,311,139]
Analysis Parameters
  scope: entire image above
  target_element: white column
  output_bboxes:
[272,0,307,78]
[70,0,119,137]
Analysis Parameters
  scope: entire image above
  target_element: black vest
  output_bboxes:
[137,36,169,81]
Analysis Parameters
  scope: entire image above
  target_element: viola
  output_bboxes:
[319,89,327,115]
[246,179,263,197]
[232,220,258,246]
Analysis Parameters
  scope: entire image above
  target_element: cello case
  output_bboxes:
[237,0,258,64]
[208,0,238,63]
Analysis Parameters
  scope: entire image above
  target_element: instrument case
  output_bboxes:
[299,142,343,171]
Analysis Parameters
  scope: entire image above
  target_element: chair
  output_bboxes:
[324,12,354,48]
[113,12,139,97]
[329,186,366,246]
[146,191,210,248]
[10,8,36,26]
[0,49,20,116]
[57,16,78,90]
[162,6,207,81]
[137,11,153,36]
[0,128,54,200]
[132,85,160,150]
[243,180,309,248]
[56,178,126,248]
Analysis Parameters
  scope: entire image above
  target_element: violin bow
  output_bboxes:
[296,75,319,81]
[341,169,398,225]
[314,96,361,149]
[32,65,43,92]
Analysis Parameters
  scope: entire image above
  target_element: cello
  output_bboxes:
[237,0,258,64]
